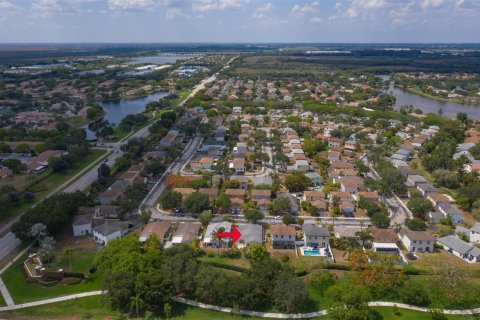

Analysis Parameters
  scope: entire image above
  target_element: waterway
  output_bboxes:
[128,55,190,65]
[84,91,168,139]
[379,75,480,119]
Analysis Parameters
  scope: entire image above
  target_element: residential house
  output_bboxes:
[417,183,438,197]
[302,224,329,248]
[171,222,201,245]
[204,222,232,247]
[230,176,249,189]
[437,203,464,224]
[231,158,246,173]
[303,191,324,202]
[72,214,92,237]
[199,157,214,170]
[159,130,179,148]
[139,221,171,243]
[295,160,309,172]
[340,201,355,215]
[251,189,271,203]
[173,188,195,199]
[427,194,450,207]
[225,188,246,200]
[253,176,272,186]
[407,175,427,187]
[277,192,299,214]
[330,191,354,203]
[334,226,364,245]
[327,151,341,163]
[437,235,480,263]
[97,180,130,205]
[398,228,435,253]
[257,198,271,212]
[456,223,480,243]
[199,188,219,200]
[237,224,264,248]
[305,172,322,186]
[93,222,129,246]
[354,191,380,202]
[271,224,296,249]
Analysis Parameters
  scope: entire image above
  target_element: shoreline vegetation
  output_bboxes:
[393,84,480,106]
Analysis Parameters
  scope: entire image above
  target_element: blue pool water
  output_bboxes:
[303,250,321,256]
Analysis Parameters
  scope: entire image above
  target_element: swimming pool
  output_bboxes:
[303,250,321,256]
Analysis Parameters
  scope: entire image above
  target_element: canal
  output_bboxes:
[379,75,480,119]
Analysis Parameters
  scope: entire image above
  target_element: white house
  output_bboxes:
[437,235,480,263]
[398,228,435,253]
[72,214,92,237]
[93,222,126,246]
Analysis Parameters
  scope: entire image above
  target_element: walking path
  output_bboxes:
[1,291,480,316]
[0,291,104,312]
[0,243,33,307]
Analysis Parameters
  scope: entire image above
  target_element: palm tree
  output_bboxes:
[129,295,144,319]
[164,303,172,319]
[62,247,74,271]
[355,230,373,249]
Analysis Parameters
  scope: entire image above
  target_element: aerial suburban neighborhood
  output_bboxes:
[0,3,480,319]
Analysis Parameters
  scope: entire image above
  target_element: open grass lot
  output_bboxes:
[0,297,471,320]
[0,149,108,230]
[2,248,103,304]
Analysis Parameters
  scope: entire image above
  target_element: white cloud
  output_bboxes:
[108,0,158,11]
[335,2,342,10]
[192,0,248,12]
[0,1,17,10]
[165,7,190,19]
[252,2,274,19]
[352,0,386,9]
[291,3,316,15]
[344,7,358,18]
[420,0,444,9]
[310,16,322,24]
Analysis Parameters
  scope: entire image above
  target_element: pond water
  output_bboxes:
[128,55,190,65]
[379,75,480,119]
[84,91,169,139]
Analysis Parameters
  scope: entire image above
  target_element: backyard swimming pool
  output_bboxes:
[303,250,321,256]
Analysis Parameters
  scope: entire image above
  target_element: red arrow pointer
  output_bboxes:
[217,226,241,245]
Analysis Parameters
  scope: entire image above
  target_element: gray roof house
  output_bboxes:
[407,174,427,187]
[302,224,330,248]
[238,224,264,248]
[437,235,480,263]
[204,222,232,247]
[437,203,464,224]
[277,192,299,214]
[417,183,438,197]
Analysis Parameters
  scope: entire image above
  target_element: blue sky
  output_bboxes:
[0,0,479,43]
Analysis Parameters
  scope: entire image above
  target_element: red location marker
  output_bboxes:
[217,225,241,245]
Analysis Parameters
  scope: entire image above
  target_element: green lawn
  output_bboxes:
[0,297,470,320]
[0,290,6,307]
[0,149,108,231]
[2,250,103,304]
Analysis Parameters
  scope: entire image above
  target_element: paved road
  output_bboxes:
[0,233,21,263]
[361,155,412,226]
[141,134,203,216]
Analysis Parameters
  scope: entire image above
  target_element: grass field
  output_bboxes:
[0,296,470,320]
[0,291,5,307]
[2,249,103,304]
[0,149,108,231]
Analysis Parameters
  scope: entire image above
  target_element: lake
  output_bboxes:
[128,55,190,65]
[379,75,480,119]
[84,91,169,139]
